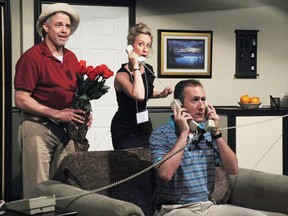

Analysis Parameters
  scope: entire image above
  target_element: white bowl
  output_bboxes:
[238,102,261,110]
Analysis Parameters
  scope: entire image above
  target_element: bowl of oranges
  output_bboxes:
[238,94,261,109]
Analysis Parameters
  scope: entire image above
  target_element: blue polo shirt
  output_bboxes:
[149,116,220,205]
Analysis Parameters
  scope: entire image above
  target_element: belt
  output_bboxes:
[155,203,178,210]
[156,200,215,210]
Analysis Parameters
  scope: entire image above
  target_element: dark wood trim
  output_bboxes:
[283,115,288,175]
[34,0,136,44]
[148,106,171,113]
[0,0,12,201]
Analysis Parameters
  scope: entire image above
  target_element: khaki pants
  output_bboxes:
[155,201,268,216]
[19,112,75,198]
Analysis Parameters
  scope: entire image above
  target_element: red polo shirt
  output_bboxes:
[14,41,78,110]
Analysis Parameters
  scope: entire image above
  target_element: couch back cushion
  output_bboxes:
[53,147,155,216]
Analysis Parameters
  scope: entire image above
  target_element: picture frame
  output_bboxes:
[158,30,213,78]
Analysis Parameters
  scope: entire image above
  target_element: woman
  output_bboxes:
[111,23,172,150]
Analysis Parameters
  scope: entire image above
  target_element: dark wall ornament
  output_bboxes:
[235,29,259,79]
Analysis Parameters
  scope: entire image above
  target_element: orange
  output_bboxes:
[249,97,260,104]
[240,94,250,103]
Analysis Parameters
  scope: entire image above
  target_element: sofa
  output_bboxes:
[32,147,288,216]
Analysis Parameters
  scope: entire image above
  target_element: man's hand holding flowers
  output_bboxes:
[53,108,86,124]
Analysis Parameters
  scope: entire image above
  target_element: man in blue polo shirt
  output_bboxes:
[150,79,266,216]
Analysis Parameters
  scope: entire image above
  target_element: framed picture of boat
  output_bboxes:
[158,30,213,78]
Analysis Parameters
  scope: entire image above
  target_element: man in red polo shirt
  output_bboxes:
[14,3,89,198]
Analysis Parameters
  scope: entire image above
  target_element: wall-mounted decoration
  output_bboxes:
[235,29,259,79]
[158,30,212,78]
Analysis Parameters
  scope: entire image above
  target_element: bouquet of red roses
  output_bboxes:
[68,60,114,151]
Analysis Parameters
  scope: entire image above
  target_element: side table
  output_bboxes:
[0,207,77,216]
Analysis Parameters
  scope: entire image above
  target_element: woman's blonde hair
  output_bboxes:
[127,23,153,45]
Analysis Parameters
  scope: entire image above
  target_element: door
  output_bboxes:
[64,5,129,150]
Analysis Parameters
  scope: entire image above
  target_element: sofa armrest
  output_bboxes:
[32,180,144,216]
[229,168,288,214]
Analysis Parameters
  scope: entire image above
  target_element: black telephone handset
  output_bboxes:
[126,45,147,63]
[170,99,199,132]
[170,99,216,132]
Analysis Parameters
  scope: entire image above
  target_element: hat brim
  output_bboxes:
[36,3,80,37]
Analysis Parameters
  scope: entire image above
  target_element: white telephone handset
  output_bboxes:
[170,99,199,132]
[126,45,147,63]
[205,104,216,131]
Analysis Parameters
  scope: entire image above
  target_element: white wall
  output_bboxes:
[136,0,288,107]
[11,0,288,107]
[11,0,34,106]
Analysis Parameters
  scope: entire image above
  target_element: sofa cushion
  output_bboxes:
[210,166,231,204]
[53,147,155,216]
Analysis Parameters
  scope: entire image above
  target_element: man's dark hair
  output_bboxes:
[174,79,203,103]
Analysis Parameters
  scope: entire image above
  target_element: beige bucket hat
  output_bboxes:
[36,3,80,37]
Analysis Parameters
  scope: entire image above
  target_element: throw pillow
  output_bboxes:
[210,167,231,204]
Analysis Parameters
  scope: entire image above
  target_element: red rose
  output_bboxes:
[102,70,114,79]
[87,66,102,80]
[86,66,95,80]
[78,60,87,75]
[100,64,114,79]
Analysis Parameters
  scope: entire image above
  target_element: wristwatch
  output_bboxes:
[212,132,222,140]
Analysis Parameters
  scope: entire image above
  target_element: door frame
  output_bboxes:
[34,0,136,44]
[1,0,12,200]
